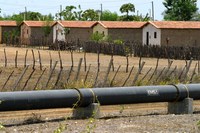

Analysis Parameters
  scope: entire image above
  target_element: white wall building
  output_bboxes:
[53,22,65,43]
[142,22,161,46]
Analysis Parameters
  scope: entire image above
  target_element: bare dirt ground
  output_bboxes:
[0,46,200,132]
[1,102,200,133]
[0,46,190,69]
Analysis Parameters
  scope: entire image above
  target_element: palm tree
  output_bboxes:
[75,5,83,20]
[61,5,77,20]
[120,3,135,20]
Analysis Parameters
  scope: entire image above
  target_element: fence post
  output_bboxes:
[155,67,166,82]
[84,52,87,72]
[4,48,7,67]
[45,61,58,87]
[15,50,18,68]
[24,49,28,68]
[49,51,52,69]
[111,45,114,72]
[54,68,63,89]
[132,62,145,85]
[66,66,73,84]
[2,70,14,91]
[33,68,46,90]
[110,65,121,86]
[138,67,152,83]
[181,59,193,82]
[38,50,42,70]
[102,58,113,87]
[84,64,91,84]
[21,69,35,91]
[190,63,198,83]
[31,49,35,70]
[93,65,100,87]
[70,49,74,71]
[122,66,134,87]
[58,51,63,69]
[165,60,173,76]
[97,50,100,72]
[168,66,177,78]
[13,65,29,91]
[126,55,129,73]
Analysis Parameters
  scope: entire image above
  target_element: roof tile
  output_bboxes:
[58,21,97,28]
[149,21,200,29]
[98,21,146,28]
[0,21,17,26]
[23,21,55,27]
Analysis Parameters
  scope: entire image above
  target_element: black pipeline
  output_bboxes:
[0,84,200,111]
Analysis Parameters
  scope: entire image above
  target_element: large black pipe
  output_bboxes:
[0,84,199,111]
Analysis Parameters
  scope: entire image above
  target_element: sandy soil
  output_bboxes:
[0,46,194,69]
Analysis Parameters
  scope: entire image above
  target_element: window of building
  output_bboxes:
[27,29,29,34]
[102,31,105,36]
[154,32,157,39]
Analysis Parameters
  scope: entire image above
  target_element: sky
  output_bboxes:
[1,0,200,20]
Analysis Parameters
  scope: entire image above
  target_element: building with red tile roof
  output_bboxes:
[93,21,146,43]
[143,21,200,46]
[0,21,17,26]
[0,21,18,44]
[53,21,97,43]
[148,21,200,29]
[20,21,54,45]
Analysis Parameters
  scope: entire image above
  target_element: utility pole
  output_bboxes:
[151,1,154,21]
[60,5,62,20]
[100,3,103,21]
[24,6,27,21]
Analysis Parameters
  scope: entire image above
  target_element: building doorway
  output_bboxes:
[146,32,149,45]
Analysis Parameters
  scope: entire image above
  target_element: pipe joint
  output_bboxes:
[170,84,180,102]
[180,84,190,98]
[170,84,190,102]
[71,88,83,108]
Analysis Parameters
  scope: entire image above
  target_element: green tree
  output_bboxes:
[90,32,104,42]
[101,10,119,21]
[60,5,77,20]
[133,13,150,21]
[191,12,200,20]
[42,21,52,37]
[74,5,83,20]
[3,11,50,21]
[82,9,98,21]
[42,21,53,45]
[2,11,54,25]
[40,13,54,21]
[163,0,198,21]
[3,14,24,25]
[27,11,42,20]
[120,3,135,21]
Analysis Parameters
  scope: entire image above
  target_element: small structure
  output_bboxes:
[93,21,146,43]
[52,21,97,43]
[143,21,200,46]
[0,21,18,44]
[20,21,54,45]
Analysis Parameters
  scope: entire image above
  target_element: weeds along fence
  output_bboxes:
[83,42,200,60]
[48,41,200,60]
[0,48,200,92]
